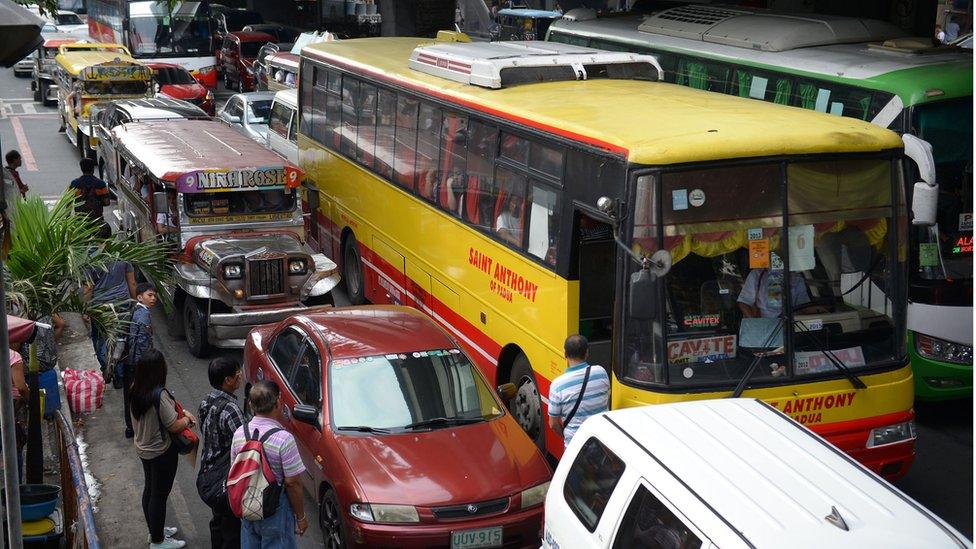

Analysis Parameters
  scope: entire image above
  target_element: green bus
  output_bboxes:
[547,5,973,401]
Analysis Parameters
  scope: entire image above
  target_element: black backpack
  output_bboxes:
[75,179,108,218]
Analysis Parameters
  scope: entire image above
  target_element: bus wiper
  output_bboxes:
[731,317,785,398]
[404,417,483,430]
[336,426,391,434]
[793,321,867,390]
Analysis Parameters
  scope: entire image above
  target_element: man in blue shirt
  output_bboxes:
[69,158,110,227]
[123,282,157,438]
[547,334,610,449]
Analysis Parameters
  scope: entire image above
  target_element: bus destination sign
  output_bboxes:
[176,166,302,193]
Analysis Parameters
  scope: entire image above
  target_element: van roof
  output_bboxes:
[272,88,297,107]
[594,400,968,548]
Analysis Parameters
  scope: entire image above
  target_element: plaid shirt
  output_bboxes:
[198,389,244,473]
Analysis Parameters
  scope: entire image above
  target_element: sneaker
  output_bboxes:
[148,538,185,549]
[125,428,134,439]
[147,527,178,543]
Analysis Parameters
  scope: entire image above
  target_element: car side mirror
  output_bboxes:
[225,114,241,124]
[293,403,320,428]
[496,382,517,402]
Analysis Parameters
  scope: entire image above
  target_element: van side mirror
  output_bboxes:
[496,382,517,402]
[293,404,320,428]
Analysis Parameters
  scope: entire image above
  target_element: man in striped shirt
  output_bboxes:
[548,334,611,449]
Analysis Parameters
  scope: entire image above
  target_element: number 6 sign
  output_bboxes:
[789,224,815,271]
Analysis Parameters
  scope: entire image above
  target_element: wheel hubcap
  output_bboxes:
[184,307,196,346]
[321,498,342,548]
[513,376,541,439]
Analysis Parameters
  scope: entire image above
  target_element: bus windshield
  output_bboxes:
[183,189,296,218]
[128,1,211,57]
[624,158,905,389]
[911,98,973,282]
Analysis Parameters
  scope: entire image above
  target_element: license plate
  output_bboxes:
[451,526,503,549]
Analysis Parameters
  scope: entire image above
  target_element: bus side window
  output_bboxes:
[527,183,560,265]
[589,38,631,52]
[731,69,793,106]
[464,120,499,231]
[493,166,528,249]
[357,83,378,168]
[415,103,442,202]
[438,112,468,216]
[393,95,419,191]
[374,89,396,179]
[675,56,730,94]
[340,76,360,158]
[299,61,313,135]
[549,31,589,47]
[793,79,874,120]
[325,70,342,149]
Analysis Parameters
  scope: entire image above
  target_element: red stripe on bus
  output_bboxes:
[302,49,630,158]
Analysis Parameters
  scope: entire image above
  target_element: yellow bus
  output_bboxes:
[298,37,916,478]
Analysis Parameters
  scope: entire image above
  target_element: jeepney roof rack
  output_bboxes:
[637,4,905,52]
[408,40,662,89]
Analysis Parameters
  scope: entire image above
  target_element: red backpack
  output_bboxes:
[226,421,283,521]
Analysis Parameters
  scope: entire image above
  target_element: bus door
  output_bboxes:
[574,212,617,371]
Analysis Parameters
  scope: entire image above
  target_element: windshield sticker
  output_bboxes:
[919,242,939,266]
[797,318,823,331]
[788,224,815,271]
[748,239,770,269]
[682,314,720,329]
[668,335,736,365]
[671,189,688,211]
[747,228,763,241]
[960,213,973,231]
[829,101,844,116]
[748,76,768,99]
[688,189,705,208]
[176,166,301,193]
[770,251,784,271]
[953,235,973,255]
[814,88,831,112]
[794,346,866,375]
[385,354,398,360]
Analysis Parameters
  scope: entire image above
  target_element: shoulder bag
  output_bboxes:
[562,365,592,430]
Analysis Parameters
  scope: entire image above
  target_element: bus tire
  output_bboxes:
[183,297,210,358]
[342,234,367,305]
[509,353,546,453]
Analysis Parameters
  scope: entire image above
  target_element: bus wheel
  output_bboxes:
[183,298,210,358]
[342,234,366,305]
[509,353,545,452]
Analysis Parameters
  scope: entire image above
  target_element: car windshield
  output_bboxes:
[240,41,264,58]
[128,1,211,57]
[56,13,82,24]
[184,189,296,217]
[623,158,906,389]
[154,66,196,85]
[911,98,973,281]
[247,99,272,123]
[330,349,504,431]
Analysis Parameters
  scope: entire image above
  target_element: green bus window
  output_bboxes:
[464,120,499,231]
[676,58,729,93]
[527,183,560,265]
[549,31,588,47]
[357,83,378,168]
[393,95,419,191]
[374,89,396,180]
[797,82,818,110]
[340,77,359,158]
[773,78,792,106]
[589,38,632,52]
[416,103,442,202]
[439,112,469,216]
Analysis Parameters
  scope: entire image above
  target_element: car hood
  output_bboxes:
[161,83,207,99]
[334,418,550,507]
[249,124,268,140]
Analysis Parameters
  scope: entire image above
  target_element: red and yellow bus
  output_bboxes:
[298,37,916,478]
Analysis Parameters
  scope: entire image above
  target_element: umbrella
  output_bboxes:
[7,315,35,344]
[0,0,44,68]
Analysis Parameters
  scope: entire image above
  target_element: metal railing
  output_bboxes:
[53,410,100,549]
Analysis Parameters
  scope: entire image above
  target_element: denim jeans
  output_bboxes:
[241,495,297,549]
[90,325,106,372]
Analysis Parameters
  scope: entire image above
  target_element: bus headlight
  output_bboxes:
[520,481,550,509]
[288,259,307,275]
[349,503,419,523]
[866,421,915,448]
[916,334,973,365]
[223,263,243,279]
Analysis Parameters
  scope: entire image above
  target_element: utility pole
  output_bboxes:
[0,271,24,549]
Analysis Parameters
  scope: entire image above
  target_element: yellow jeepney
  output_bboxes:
[54,43,153,158]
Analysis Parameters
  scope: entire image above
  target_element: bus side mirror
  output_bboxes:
[496,382,517,402]
[629,268,656,320]
[912,182,939,227]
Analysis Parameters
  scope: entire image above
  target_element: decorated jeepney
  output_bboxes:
[54,43,153,158]
[109,119,340,357]
[32,33,85,106]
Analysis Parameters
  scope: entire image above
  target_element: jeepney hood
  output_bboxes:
[192,233,307,269]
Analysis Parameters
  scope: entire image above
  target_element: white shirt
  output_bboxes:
[495,211,522,242]
[737,269,811,318]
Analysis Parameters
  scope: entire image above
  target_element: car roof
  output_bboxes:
[230,31,276,42]
[109,97,208,120]
[111,119,297,182]
[229,91,276,103]
[591,400,970,548]
[298,306,456,359]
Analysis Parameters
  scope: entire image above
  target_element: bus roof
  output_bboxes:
[55,50,141,75]
[302,37,903,165]
[111,120,299,183]
[549,13,973,105]
[591,399,970,548]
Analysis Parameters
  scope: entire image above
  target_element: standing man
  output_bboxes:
[124,282,157,438]
[198,358,244,549]
[4,150,29,198]
[547,334,610,449]
[231,381,309,547]
[69,157,111,227]
[84,257,137,378]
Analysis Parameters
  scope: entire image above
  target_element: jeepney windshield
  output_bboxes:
[183,189,296,218]
[911,98,973,282]
[83,80,150,95]
[622,158,907,390]
[128,1,211,57]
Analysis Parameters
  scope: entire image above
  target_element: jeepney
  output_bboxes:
[31,33,85,105]
[54,43,153,158]
[263,51,299,92]
[109,119,340,357]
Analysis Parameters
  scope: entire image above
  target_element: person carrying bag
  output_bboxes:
[547,334,611,449]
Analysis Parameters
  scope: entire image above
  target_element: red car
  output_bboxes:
[243,306,552,548]
[220,31,275,93]
[148,63,215,116]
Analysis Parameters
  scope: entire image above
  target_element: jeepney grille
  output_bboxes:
[431,497,509,520]
[248,258,285,297]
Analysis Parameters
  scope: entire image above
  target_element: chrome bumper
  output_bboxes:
[208,303,334,343]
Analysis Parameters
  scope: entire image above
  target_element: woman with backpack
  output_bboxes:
[129,348,195,549]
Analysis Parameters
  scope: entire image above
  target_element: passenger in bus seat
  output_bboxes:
[495,193,524,246]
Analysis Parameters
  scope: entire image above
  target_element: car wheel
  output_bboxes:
[183,297,210,358]
[319,488,347,549]
[342,233,367,305]
[509,352,546,453]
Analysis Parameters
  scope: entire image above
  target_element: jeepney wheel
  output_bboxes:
[342,234,367,305]
[319,488,347,549]
[166,295,185,341]
[509,353,546,452]
[33,84,41,103]
[183,298,210,358]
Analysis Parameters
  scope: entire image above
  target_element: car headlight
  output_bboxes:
[205,90,214,101]
[288,259,307,275]
[916,333,973,365]
[349,503,419,523]
[866,421,915,448]
[223,263,243,279]
[520,481,550,509]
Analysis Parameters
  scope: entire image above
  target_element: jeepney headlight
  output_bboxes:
[866,421,915,448]
[288,259,307,275]
[223,263,243,279]
[916,333,973,365]
[520,481,550,509]
[349,503,419,523]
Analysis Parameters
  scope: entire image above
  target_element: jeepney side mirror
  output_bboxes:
[152,192,169,214]
[496,382,517,402]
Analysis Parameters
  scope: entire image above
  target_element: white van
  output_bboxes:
[267,88,298,163]
[543,399,969,549]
